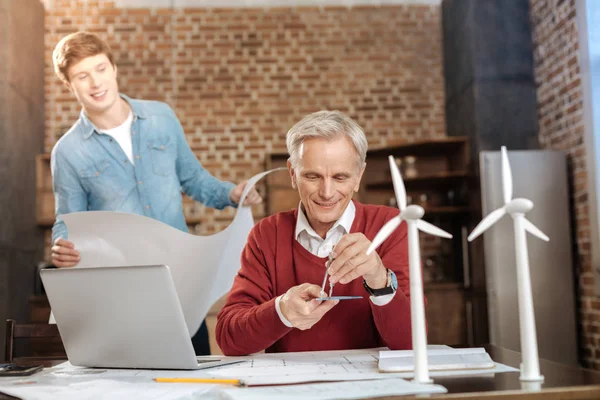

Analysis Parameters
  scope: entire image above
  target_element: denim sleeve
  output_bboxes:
[169,107,236,210]
[51,148,89,244]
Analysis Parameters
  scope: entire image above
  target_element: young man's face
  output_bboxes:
[288,135,365,238]
[66,53,119,116]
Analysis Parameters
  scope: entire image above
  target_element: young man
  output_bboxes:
[216,111,416,356]
[50,31,261,355]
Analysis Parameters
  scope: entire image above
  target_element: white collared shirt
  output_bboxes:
[295,200,355,257]
[275,201,395,327]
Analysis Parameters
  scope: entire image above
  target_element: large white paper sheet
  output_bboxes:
[208,347,517,385]
[219,378,447,400]
[0,347,517,399]
[58,169,283,335]
[41,351,404,387]
[28,347,451,387]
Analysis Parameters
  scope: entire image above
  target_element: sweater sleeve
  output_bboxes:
[216,223,293,355]
[369,220,415,350]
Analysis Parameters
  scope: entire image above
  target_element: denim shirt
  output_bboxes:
[51,94,236,243]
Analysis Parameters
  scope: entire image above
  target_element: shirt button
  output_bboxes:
[146,205,150,209]
[138,181,142,185]
[136,155,140,160]
[95,171,100,176]
[160,145,165,149]
[132,131,136,135]
[109,138,113,142]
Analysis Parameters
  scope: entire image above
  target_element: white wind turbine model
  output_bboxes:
[468,146,548,382]
[367,155,452,384]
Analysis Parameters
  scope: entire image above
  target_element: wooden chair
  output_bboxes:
[4,319,65,362]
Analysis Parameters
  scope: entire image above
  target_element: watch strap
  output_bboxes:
[363,269,397,296]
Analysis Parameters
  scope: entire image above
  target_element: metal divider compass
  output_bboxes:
[315,253,362,301]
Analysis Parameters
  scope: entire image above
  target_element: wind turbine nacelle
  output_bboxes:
[401,205,424,220]
[505,198,534,215]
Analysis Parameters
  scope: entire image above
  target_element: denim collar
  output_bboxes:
[80,93,146,140]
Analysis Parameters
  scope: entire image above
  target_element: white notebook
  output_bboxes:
[378,347,495,372]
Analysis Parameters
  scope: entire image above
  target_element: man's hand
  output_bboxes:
[279,283,339,330]
[51,238,80,268]
[328,233,387,289]
[229,181,262,206]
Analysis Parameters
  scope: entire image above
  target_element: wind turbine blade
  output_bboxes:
[388,155,407,210]
[416,220,453,239]
[366,215,402,255]
[467,207,507,241]
[522,218,550,242]
[501,146,513,204]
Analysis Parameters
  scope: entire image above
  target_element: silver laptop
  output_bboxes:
[40,264,241,370]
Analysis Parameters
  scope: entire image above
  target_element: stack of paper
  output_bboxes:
[378,347,495,372]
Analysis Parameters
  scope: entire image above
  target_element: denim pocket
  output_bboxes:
[78,159,120,204]
[79,159,110,178]
[147,137,174,177]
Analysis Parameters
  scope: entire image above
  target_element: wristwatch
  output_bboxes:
[363,269,398,296]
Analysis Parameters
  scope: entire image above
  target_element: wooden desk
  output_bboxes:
[416,345,600,399]
[3,345,600,399]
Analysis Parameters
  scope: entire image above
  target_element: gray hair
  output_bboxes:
[286,110,368,169]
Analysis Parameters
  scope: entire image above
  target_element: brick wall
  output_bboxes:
[530,0,596,368]
[43,0,445,235]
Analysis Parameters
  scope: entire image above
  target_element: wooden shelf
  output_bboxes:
[423,206,470,215]
[424,282,463,292]
[366,171,471,190]
[368,137,468,158]
[357,137,473,345]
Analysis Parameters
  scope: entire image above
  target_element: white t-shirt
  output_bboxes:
[99,111,134,165]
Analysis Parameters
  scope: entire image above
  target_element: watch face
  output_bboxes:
[390,270,398,290]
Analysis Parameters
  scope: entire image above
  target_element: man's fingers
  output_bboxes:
[243,190,263,206]
[332,252,370,284]
[312,299,339,318]
[53,259,78,268]
[249,190,262,201]
[337,268,364,285]
[332,234,361,257]
[55,262,77,268]
[294,299,339,330]
[53,253,80,262]
[54,238,75,248]
[329,245,364,277]
[51,245,79,257]
[302,284,325,299]
[330,234,368,274]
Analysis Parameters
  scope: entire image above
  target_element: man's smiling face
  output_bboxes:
[66,53,119,117]
[288,135,365,238]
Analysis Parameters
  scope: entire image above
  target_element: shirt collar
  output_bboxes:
[295,200,356,240]
[80,93,146,140]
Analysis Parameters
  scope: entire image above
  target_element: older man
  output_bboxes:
[216,111,415,356]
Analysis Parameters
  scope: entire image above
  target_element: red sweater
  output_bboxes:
[216,201,416,356]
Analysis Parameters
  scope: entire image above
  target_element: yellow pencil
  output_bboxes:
[154,377,246,386]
